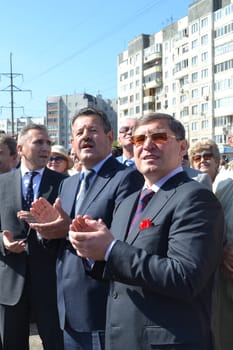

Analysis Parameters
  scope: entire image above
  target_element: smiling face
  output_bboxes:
[133,118,186,187]
[191,151,218,182]
[17,128,52,170]
[71,114,114,169]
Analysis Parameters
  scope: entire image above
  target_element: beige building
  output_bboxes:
[117,0,233,147]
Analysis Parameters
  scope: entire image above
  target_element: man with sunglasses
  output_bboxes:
[29,108,143,350]
[69,112,224,350]
[116,117,136,167]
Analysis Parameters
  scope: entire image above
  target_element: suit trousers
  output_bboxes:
[0,268,63,350]
[63,324,104,350]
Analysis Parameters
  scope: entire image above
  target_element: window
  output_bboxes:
[130,69,134,78]
[201,34,208,45]
[202,86,209,96]
[201,119,209,129]
[192,39,198,49]
[201,17,208,28]
[201,103,208,114]
[192,72,198,82]
[192,89,198,98]
[201,51,208,62]
[201,68,208,79]
[191,122,198,131]
[192,105,198,115]
[191,22,198,34]
[135,106,140,114]
[191,56,198,66]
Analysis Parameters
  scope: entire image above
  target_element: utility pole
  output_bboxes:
[0,53,32,136]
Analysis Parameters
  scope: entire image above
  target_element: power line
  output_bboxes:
[0,53,32,135]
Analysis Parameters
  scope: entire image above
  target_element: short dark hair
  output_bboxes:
[133,113,185,140]
[18,124,49,143]
[0,134,17,155]
[71,107,112,133]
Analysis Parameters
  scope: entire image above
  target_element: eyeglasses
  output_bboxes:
[49,155,66,163]
[192,153,213,162]
[119,126,134,133]
[131,132,177,146]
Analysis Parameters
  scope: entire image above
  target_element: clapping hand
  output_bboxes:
[69,215,114,260]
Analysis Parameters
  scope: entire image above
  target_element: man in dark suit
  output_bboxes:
[29,108,143,350]
[69,113,224,350]
[0,124,65,350]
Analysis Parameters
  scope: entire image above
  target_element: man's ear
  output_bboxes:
[17,144,22,155]
[180,139,188,157]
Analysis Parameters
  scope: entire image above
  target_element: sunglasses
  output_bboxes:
[131,132,177,146]
[119,126,134,133]
[49,155,66,163]
[192,153,213,162]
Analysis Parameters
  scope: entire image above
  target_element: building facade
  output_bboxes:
[0,116,45,137]
[46,93,117,148]
[117,0,233,146]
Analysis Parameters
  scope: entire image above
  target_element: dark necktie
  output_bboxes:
[24,171,38,211]
[75,169,95,216]
[128,188,154,234]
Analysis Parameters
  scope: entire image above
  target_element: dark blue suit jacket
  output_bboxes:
[56,156,144,332]
[100,172,224,350]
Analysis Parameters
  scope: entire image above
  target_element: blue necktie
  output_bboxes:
[128,188,154,234]
[24,171,38,211]
[75,169,95,216]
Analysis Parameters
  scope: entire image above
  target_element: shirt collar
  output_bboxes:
[82,153,112,174]
[144,166,183,193]
[20,163,45,177]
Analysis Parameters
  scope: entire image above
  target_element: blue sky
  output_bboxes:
[0,0,191,118]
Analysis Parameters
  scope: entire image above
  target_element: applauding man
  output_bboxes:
[69,113,224,350]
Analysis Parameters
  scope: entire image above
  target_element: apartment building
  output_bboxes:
[117,0,233,147]
[46,93,117,148]
[0,116,45,137]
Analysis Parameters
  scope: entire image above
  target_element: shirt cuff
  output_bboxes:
[104,239,117,261]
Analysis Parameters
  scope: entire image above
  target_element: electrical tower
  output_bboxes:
[0,53,32,136]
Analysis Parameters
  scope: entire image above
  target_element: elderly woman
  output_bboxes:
[47,145,73,176]
[190,139,233,350]
[188,139,220,183]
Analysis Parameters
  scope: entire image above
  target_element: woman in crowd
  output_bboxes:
[189,139,233,350]
[47,144,73,176]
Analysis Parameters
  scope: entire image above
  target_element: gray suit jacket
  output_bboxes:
[99,172,223,350]
[56,156,144,332]
[0,167,66,305]
[183,166,212,190]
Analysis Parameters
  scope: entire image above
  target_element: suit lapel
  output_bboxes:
[126,188,176,244]
[14,169,24,212]
[79,157,120,215]
[64,174,81,216]
[125,171,189,245]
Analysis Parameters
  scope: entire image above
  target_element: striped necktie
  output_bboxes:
[128,188,154,234]
[75,169,95,216]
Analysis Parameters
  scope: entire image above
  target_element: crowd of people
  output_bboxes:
[0,108,232,350]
